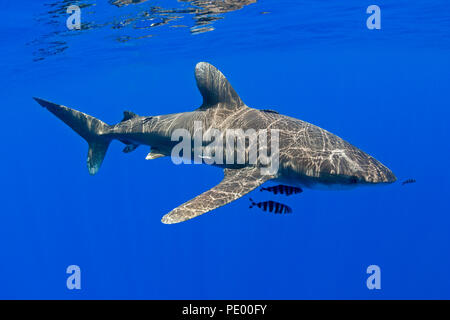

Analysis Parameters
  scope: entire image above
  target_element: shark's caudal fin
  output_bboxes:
[33,97,111,175]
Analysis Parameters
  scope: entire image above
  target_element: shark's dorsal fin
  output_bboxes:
[121,111,138,122]
[195,62,245,109]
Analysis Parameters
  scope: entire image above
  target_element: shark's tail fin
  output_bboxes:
[33,97,111,175]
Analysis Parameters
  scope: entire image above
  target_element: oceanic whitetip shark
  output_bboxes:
[34,62,396,224]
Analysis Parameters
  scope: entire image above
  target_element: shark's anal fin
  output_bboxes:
[161,167,274,224]
[146,149,166,160]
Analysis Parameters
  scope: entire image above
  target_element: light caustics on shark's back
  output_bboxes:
[34,62,396,224]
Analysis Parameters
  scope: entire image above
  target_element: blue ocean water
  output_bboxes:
[0,0,449,299]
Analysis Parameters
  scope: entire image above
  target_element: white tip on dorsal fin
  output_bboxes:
[195,62,244,109]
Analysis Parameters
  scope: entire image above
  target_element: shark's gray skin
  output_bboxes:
[34,62,396,224]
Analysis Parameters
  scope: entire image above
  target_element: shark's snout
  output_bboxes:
[319,146,396,186]
[368,165,396,184]
[351,157,396,185]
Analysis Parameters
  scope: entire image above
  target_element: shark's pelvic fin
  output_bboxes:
[195,62,245,109]
[122,144,139,153]
[145,149,166,160]
[33,97,111,175]
[161,167,274,224]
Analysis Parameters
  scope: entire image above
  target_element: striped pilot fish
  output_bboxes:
[260,185,303,196]
[249,198,293,214]
[402,179,416,186]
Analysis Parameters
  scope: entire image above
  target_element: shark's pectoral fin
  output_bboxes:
[161,167,274,224]
[145,149,166,160]
[195,62,245,109]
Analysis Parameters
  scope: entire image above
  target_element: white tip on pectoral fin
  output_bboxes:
[145,149,166,160]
